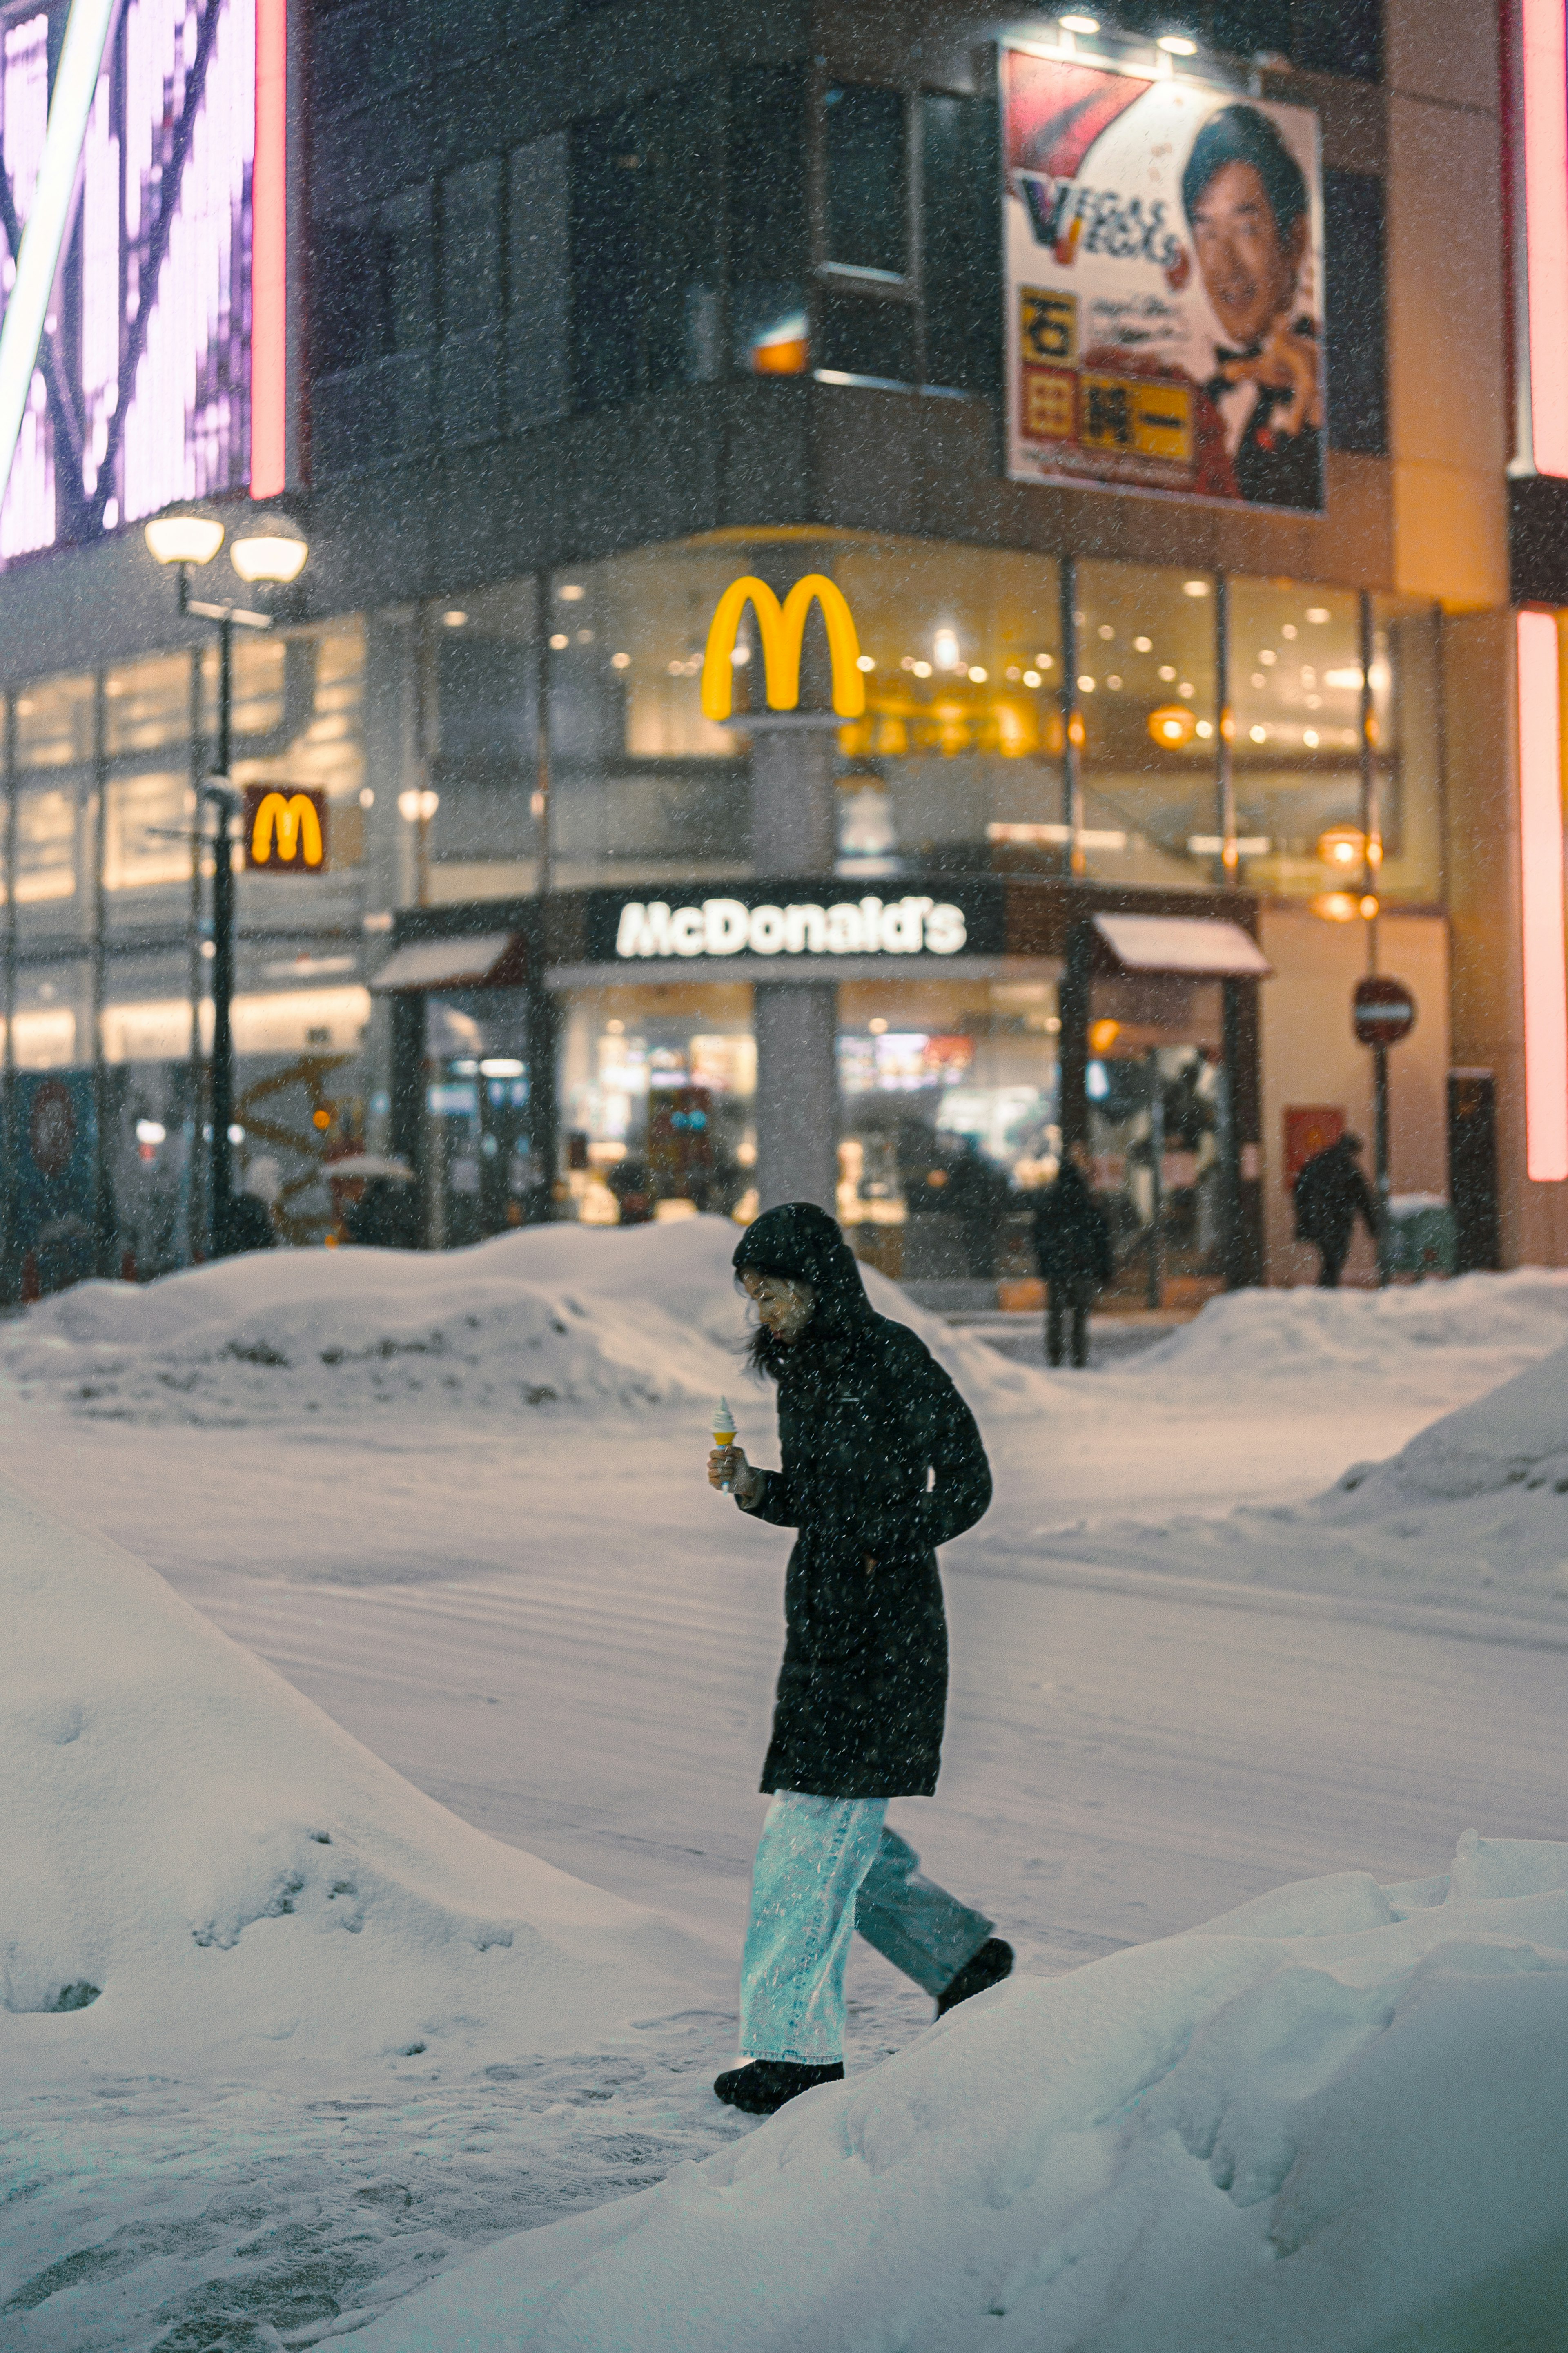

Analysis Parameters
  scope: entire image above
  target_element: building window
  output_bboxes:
[1323,172,1388,457]
[571,80,724,412]
[313,186,435,471]
[921,92,1000,399]
[441,160,503,445]
[824,85,907,277]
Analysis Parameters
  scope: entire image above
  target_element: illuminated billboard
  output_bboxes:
[0,0,287,562]
[1002,43,1324,513]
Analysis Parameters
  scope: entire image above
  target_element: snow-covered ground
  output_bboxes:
[4,1224,1568,2347]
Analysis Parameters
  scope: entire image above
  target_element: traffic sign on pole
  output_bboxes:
[1353,975,1417,1049]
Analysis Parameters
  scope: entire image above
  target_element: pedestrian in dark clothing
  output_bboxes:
[1031,1144,1115,1367]
[707,1201,1013,2117]
[343,1175,419,1249]
[942,1137,1011,1280]
[1293,1132,1379,1287]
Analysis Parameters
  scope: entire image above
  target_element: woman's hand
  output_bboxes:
[709,1445,763,1506]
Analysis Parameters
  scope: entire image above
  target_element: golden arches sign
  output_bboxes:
[247,788,325,869]
[700,573,865,723]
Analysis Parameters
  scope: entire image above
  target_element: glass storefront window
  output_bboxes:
[831,542,1063,879]
[105,653,191,755]
[16,674,94,768]
[104,772,191,892]
[1076,562,1220,888]
[556,982,756,1222]
[836,975,1059,1280]
[14,785,77,908]
[427,583,540,900]
[232,622,368,881]
[547,546,750,890]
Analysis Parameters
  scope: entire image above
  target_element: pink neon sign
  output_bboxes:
[1522,0,1568,476]
[1517,610,1568,1182]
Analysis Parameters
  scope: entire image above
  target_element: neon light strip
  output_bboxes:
[0,0,118,516]
[1517,610,1568,1181]
[250,0,286,495]
[1522,0,1568,476]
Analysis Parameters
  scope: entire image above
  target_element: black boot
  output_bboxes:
[936,1937,1014,2018]
[713,2059,845,2115]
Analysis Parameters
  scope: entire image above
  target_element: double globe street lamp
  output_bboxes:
[143,504,309,1257]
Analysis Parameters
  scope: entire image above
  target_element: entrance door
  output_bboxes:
[1084,975,1225,1309]
[424,990,540,1248]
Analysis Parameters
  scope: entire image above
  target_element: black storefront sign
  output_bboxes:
[581,877,1007,968]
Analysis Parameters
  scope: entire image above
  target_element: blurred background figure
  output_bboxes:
[1031,1142,1115,1369]
[606,1157,657,1225]
[942,1136,1013,1282]
[328,1155,419,1249]
[1292,1131,1380,1288]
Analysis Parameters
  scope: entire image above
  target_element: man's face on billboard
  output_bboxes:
[1189,160,1305,350]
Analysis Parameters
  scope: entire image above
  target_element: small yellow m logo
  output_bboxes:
[701,573,865,723]
[251,790,324,866]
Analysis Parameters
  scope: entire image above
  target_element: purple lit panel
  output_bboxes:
[0,10,51,558]
[0,0,257,559]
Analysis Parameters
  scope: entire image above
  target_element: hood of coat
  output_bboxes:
[731,1202,874,1352]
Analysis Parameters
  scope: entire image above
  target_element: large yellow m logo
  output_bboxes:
[251,791,324,867]
[701,573,865,723]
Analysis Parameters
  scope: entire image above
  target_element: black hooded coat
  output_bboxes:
[731,1203,992,1799]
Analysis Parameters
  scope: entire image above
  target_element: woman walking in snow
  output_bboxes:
[708,1200,1013,2117]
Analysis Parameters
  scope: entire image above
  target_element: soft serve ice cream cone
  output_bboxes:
[712,1395,737,1491]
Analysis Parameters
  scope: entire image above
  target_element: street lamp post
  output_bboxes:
[144,505,308,1256]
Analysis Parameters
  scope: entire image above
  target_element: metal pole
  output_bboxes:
[535,571,552,900]
[1373,1041,1390,1287]
[1058,554,1082,876]
[90,669,111,1274]
[1214,571,1236,888]
[208,616,236,1255]
[185,646,204,1265]
[1145,1046,1163,1309]
[2,689,16,1303]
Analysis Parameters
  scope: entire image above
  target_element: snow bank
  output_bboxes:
[0,1218,1061,1427]
[1139,1266,1568,1383]
[353,1833,1568,2353]
[0,1476,719,2090]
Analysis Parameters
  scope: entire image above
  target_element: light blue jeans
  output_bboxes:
[738,1793,994,2063]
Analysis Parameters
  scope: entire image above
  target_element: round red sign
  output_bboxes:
[1353,974,1417,1048]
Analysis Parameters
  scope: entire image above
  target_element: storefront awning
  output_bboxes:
[1092,914,1271,979]
[370,932,523,992]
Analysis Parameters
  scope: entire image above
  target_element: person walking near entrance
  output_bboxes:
[707,1201,1013,2118]
[1031,1142,1115,1367]
[1293,1131,1380,1287]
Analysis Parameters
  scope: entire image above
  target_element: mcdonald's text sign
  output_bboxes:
[243,786,329,873]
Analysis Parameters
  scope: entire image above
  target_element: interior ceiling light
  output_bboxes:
[1060,13,1100,30]
[1158,32,1199,54]
[1148,704,1196,747]
[1182,578,1209,597]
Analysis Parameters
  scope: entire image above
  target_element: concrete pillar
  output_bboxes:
[749,715,839,873]
[745,710,841,1214]
[755,982,839,1214]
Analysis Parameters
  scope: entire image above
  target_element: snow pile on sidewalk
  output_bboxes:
[1036,1305,1568,1617]
[0,1217,1056,1427]
[0,1476,719,2090]
[1140,1266,1568,1385]
[354,1836,1568,2353]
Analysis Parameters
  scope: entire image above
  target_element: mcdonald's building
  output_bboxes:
[2,0,1566,1297]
